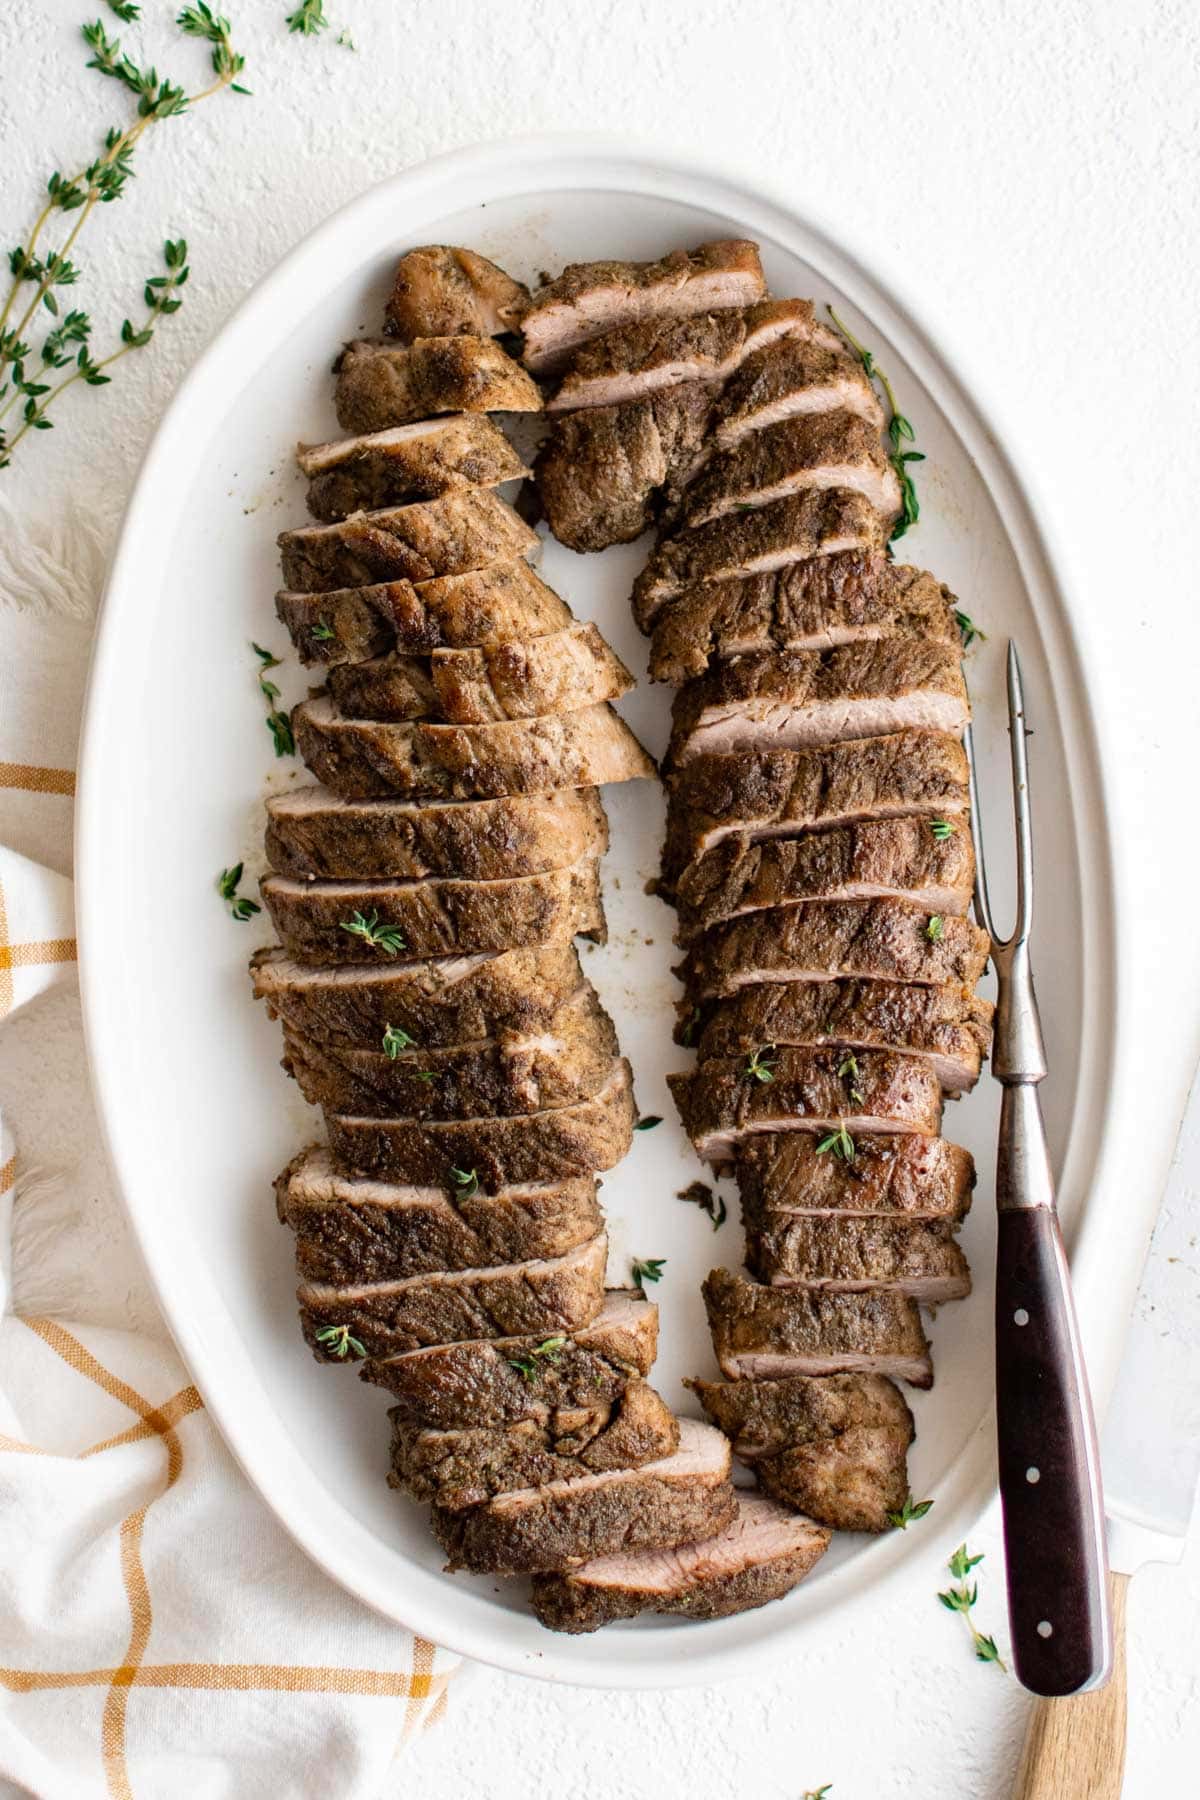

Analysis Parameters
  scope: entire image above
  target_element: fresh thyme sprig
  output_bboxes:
[286,0,329,33]
[938,1543,1006,1669]
[886,1491,934,1530]
[816,1123,856,1163]
[0,10,247,470]
[314,1323,367,1360]
[339,910,406,955]
[251,641,295,756]
[677,1180,727,1231]
[449,1166,479,1197]
[507,1335,568,1382]
[216,862,260,922]
[631,1257,666,1291]
[828,305,924,543]
[837,1050,864,1105]
[381,1024,415,1058]
[744,1045,776,1084]
[108,2,142,21]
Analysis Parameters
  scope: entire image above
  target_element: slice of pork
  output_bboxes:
[249,943,586,1048]
[431,1417,737,1574]
[692,976,992,1095]
[259,857,605,964]
[327,1056,636,1190]
[530,1492,830,1632]
[702,1267,933,1387]
[276,1145,603,1282]
[298,1232,608,1359]
[646,555,960,684]
[755,1425,915,1533]
[680,412,899,529]
[735,1131,976,1223]
[384,246,530,341]
[264,785,608,884]
[667,642,968,765]
[669,1047,943,1162]
[521,240,766,374]
[276,560,573,669]
[711,337,885,450]
[363,1289,659,1426]
[429,623,634,723]
[632,489,886,628]
[679,899,992,1002]
[389,1379,680,1511]
[547,299,839,413]
[292,694,656,802]
[279,985,618,1120]
[297,415,529,522]
[334,336,542,434]
[673,820,977,941]
[277,489,538,593]
[535,385,713,553]
[748,1213,971,1304]
[660,730,970,889]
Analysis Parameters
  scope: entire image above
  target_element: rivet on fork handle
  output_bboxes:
[966,642,1111,1696]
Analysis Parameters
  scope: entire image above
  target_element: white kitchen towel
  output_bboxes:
[0,499,457,1800]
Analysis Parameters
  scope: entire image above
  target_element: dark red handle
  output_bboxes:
[995,1205,1111,1696]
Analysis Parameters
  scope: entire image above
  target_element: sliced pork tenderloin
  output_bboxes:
[265,785,608,884]
[535,385,712,552]
[299,1232,608,1360]
[530,1493,830,1632]
[521,240,766,375]
[674,819,975,941]
[547,299,839,413]
[679,412,899,529]
[277,489,537,593]
[389,1380,680,1510]
[429,624,634,723]
[279,986,618,1119]
[710,337,885,449]
[667,641,968,765]
[259,859,605,964]
[431,1417,738,1574]
[292,695,655,803]
[680,900,991,1003]
[748,1214,971,1303]
[334,336,542,434]
[384,246,529,341]
[687,1373,914,1533]
[326,654,437,722]
[735,1132,976,1223]
[327,1056,636,1190]
[298,416,529,522]
[276,1146,603,1283]
[250,943,587,1048]
[669,1047,943,1162]
[632,489,886,628]
[693,979,991,1095]
[646,555,959,683]
[277,561,572,669]
[660,730,970,889]
[702,1267,933,1387]
[364,1288,659,1426]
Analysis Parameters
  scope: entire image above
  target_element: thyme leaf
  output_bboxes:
[339,909,406,955]
[633,1114,662,1131]
[507,1335,568,1382]
[381,1024,415,1058]
[886,1491,934,1530]
[310,620,335,641]
[631,1257,666,1290]
[449,1166,478,1197]
[216,862,260,921]
[286,0,328,32]
[955,609,986,648]
[815,1123,856,1163]
[677,1180,727,1231]
[744,1044,776,1083]
[827,305,922,542]
[938,1543,1007,1670]
[926,915,944,942]
[930,818,954,840]
[314,1323,366,1360]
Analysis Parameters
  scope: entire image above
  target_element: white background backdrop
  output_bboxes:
[1,1,1198,1794]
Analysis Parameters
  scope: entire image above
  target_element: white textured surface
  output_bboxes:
[1,0,1198,1794]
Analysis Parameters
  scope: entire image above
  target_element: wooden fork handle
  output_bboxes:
[995,1191,1111,1694]
[1012,1572,1129,1799]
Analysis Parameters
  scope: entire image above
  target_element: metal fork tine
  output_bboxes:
[1007,639,1034,946]
[963,718,997,944]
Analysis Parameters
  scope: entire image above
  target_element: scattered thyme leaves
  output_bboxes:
[633,1114,662,1131]
[314,1323,366,1360]
[631,1257,666,1291]
[955,609,986,649]
[286,0,328,32]
[216,861,260,922]
[507,1335,568,1382]
[449,1166,478,1197]
[837,1050,864,1104]
[252,639,294,755]
[930,818,954,840]
[744,1045,776,1084]
[938,1543,1006,1670]
[815,1123,856,1163]
[381,1024,415,1058]
[886,1492,934,1530]
[339,910,406,955]
[926,914,944,942]
[251,640,281,669]
[827,305,922,542]
[677,1180,727,1231]
[310,620,335,641]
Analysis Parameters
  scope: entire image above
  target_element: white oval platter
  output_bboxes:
[76,137,1126,1687]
